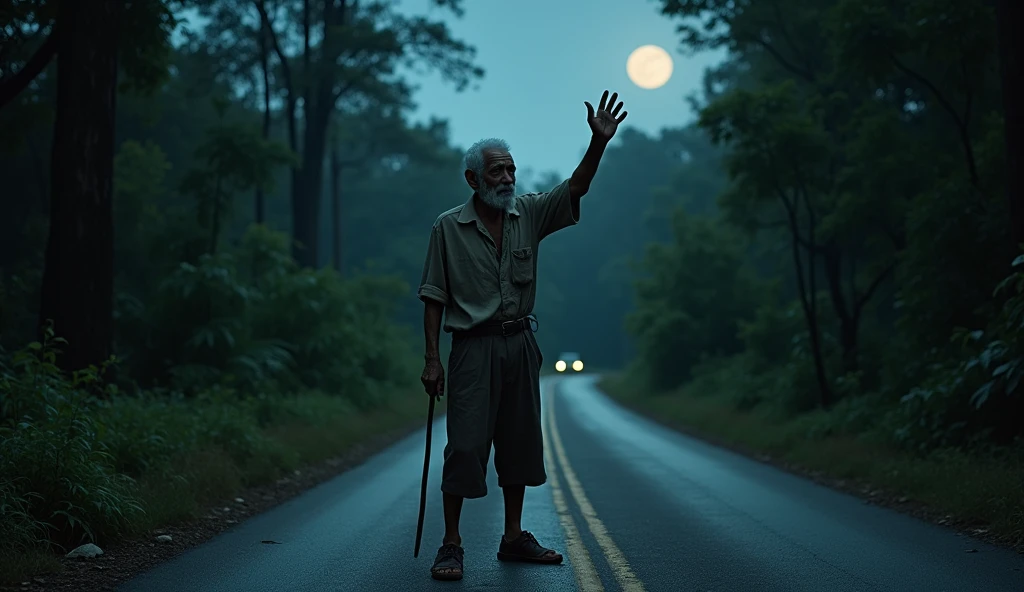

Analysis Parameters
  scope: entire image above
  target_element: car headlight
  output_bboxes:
[555,360,567,372]
[572,360,583,372]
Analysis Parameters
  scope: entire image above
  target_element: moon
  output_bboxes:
[626,45,673,90]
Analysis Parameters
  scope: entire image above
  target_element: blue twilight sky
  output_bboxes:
[174,1,726,180]
[395,0,726,179]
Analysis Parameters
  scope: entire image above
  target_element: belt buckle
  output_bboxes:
[500,319,518,337]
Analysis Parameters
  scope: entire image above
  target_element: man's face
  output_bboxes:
[472,149,516,211]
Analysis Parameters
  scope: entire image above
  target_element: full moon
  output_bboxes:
[626,45,673,90]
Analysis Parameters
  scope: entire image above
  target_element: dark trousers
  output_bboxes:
[441,330,546,499]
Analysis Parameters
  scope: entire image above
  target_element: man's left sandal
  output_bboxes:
[496,531,563,564]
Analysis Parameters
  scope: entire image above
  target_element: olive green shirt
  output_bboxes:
[418,178,579,332]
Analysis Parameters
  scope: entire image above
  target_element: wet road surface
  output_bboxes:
[119,374,1024,591]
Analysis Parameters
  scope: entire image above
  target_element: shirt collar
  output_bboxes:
[457,193,520,224]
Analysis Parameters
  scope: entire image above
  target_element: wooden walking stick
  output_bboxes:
[414,391,438,558]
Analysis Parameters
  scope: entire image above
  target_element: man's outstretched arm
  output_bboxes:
[568,89,629,202]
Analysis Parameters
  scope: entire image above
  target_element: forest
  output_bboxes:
[1,0,1022,583]
[607,0,1024,551]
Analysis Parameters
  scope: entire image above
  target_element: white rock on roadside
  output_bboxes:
[156,535,173,543]
[66,543,103,559]
[234,497,245,504]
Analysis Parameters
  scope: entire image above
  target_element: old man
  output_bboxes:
[418,90,628,581]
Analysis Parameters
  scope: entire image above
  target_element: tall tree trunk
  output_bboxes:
[802,196,831,408]
[996,0,1024,247]
[209,176,223,255]
[822,246,859,374]
[254,0,298,243]
[781,192,832,408]
[289,1,348,268]
[255,20,271,225]
[258,0,352,268]
[330,139,342,273]
[293,105,329,268]
[39,0,121,372]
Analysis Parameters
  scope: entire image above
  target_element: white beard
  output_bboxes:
[479,182,516,211]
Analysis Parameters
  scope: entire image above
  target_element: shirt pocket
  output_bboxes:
[511,247,535,285]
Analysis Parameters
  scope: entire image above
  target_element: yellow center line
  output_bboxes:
[542,389,604,592]
[546,380,647,592]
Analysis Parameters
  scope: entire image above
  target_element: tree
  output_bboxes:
[627,211,762,391]
[655,0,999,405]
[38,0,124,372]
[995,0,1024,247]
[179,98,295,255]
[198,0,481,267]
[327,108,452,273]
[36,0,177,372]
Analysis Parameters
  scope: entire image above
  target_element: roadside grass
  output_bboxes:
[598,373,1024,552]
[0,387,426,584]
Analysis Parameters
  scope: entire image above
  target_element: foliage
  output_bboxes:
[0,326,422,571]
[632,0,1023,454]
[626,211,763,391]
[895,256,1024,452]
[115,223,415,406]
[179,100,296,253]
[0,327,142,553]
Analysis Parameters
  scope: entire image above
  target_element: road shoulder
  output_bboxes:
[1,403,435,592]
[597,373,1024,556]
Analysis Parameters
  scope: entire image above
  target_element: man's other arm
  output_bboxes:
[423,300,443,360]
[418,223,448,394]
[418,224,450,354]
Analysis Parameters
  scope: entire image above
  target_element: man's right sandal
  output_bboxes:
[431,543,465,581]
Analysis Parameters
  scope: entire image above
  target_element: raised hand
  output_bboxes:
[584,90,628,141]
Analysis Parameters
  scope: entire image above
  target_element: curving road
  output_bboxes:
[119,375,1024,592]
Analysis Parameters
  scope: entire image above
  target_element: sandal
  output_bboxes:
[496,530,563,564]
[431,543,465,581]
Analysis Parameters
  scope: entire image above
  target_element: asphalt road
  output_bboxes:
[119,374,1024,592]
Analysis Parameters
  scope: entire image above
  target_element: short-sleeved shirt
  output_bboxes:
[418,178,579,332]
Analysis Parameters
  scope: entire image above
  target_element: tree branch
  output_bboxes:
[855,261,896,313]
[771,186,825,253]
[890,53,980,188]
[747,35,815,82]
[254,0,297,154]
[254,1,293,93]
[0,28,57,111]
[768,0,815,80]
[751,217,788,230]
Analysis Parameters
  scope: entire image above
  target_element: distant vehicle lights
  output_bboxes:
[554,352,583,373]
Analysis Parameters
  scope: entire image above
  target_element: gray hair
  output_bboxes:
[464,138,511,176]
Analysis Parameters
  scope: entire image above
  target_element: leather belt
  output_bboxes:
[452,314,538,340]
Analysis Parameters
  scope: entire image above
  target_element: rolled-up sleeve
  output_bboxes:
[418,224,449,305]
[525,178,579,241]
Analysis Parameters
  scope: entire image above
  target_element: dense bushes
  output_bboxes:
[0,136,422,568]
[0,276,419,562]
[627,217,1024,454]
[626,212,765,391]
[115,223,416,405]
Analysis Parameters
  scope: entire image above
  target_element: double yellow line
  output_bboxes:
[542,378,646,592]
